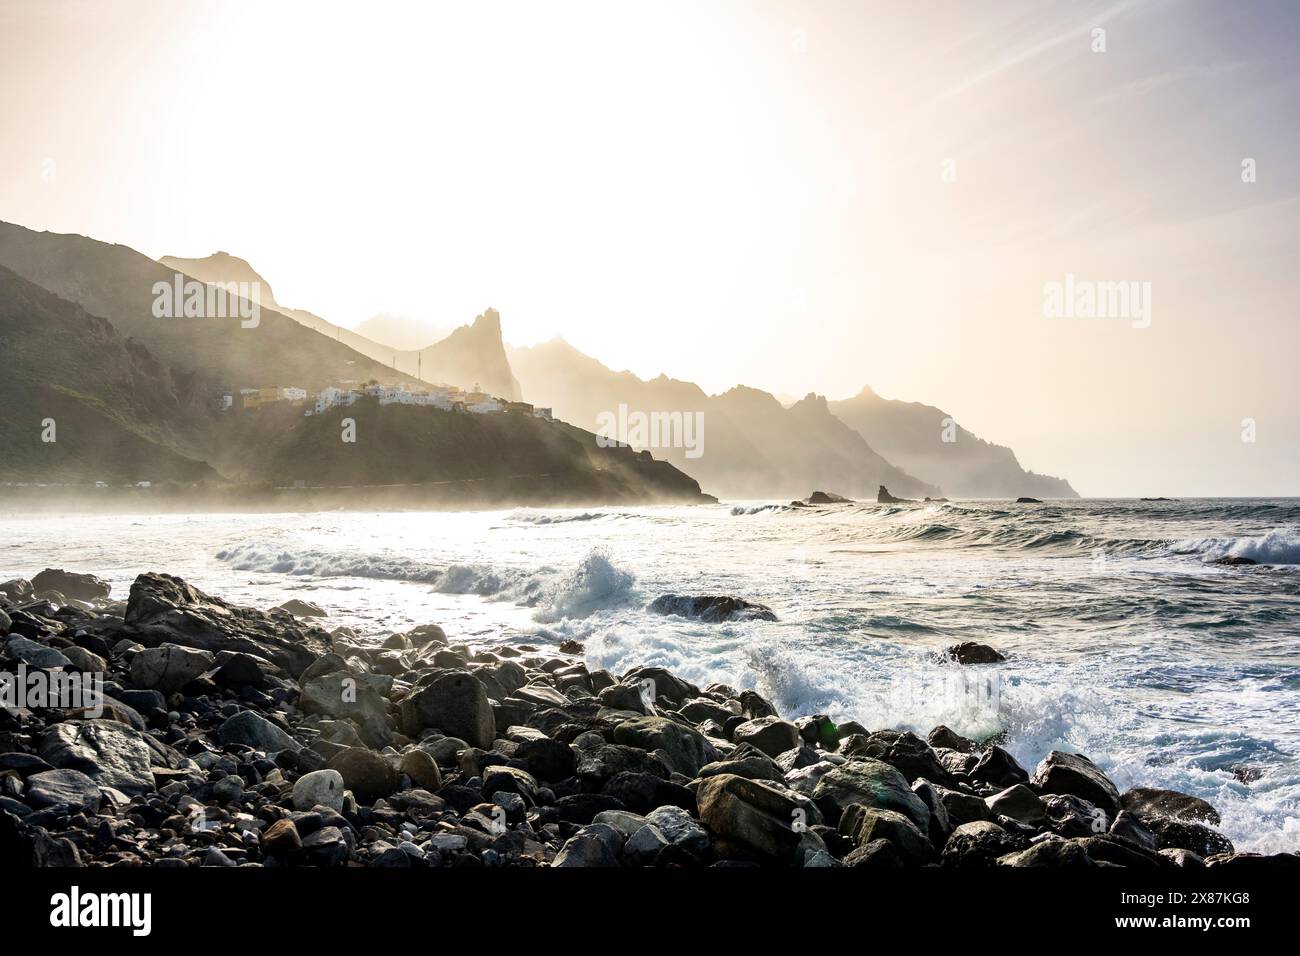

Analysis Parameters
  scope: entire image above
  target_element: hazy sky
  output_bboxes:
[1,0,1297,495]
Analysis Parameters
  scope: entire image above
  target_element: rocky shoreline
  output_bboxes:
[1,569,1295,869]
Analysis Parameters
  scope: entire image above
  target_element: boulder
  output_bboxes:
[552,827,621,867]
[4,636,70,669]
[399,671,494,749]
[24,768,102,813]
[696,773,806,863]
[31,569,111,603]
[997,838,1096,867]
[399,749,443,791]
[300,670,390,724]
[986,784,1048,828]
[1120,787,1220,825]
[733,716,802,758]
[1146,817,1233,858]
[274,599,326,617]
[646,805,711,855]
[646,594,778,623]
[1030,751,1121,816]
[328,748,399,804]
[840,806,933,864]
[927,725,976,753]
[122,572,329,677]
[811,759,930,831]
[941,821,1028,867]
[946,642,1006,664]
[293,769,346,811]
[612,716,717,777]
[38,720,156,795]
[217,710,300,753]
[968,746,1029,788]
[128,643,215,693]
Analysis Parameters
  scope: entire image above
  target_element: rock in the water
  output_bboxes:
[128,643,215,693]
[31,568,111,603]
[946,642,1006,664]
[38,720,156,795]
[293,769,346,812]
[1146,817,1234,858]
[24,768,102,813]
[806,491,852,504]
[811,759,930,831]
[217,710,300,753]
[1030,751,1121,816]
[399,671,494,749]
[646,594,778,623]
[123,572,329,677]
[275,599,326,617]
[1120,787,1220,825]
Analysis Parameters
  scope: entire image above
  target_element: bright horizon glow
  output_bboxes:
[1,0,1297,495]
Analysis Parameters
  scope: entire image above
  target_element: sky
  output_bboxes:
[1,0,1297,495]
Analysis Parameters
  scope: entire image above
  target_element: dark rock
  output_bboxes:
[1120,787,1220,825]
[997,838,1096,867]
[399,671,494,748]
[927,725,976,753]
[128,643,215,693]
[554,793,627,825]
[946,642,1006,664]
[24,768,101,813]
[1211,556,1256,566]
[1204,852,1300,869]
[38,719,156,795]
[218,710,300,753]
[612,716,716,777]
[1044,793,1108,837]
[328,747,399,804]
[942,821,1028,867]
[262,818,301,856]
[646,594,778,623]
[31,569,111,603]
[840,805,933,864]
[1147,817,1233,858]
[732,716,801,758]
[877,486,913,504]
[811,759,929,831]
[1109,810,1157,851]
[122,572,329,678]
[986,784,1048,828]
[968,746,1029,788]
[552,827,620,867]
[1030,751,1121,816]
[806,491,852,504]
[696,773,810,864]
[843,838,904,867]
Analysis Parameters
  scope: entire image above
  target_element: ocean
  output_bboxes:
[3,497,1297,851]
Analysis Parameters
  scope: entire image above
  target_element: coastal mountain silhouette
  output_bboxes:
[830,386,1077,498]
[0,221,705,503]
[160,252,519,399]
[508,337,938,500]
